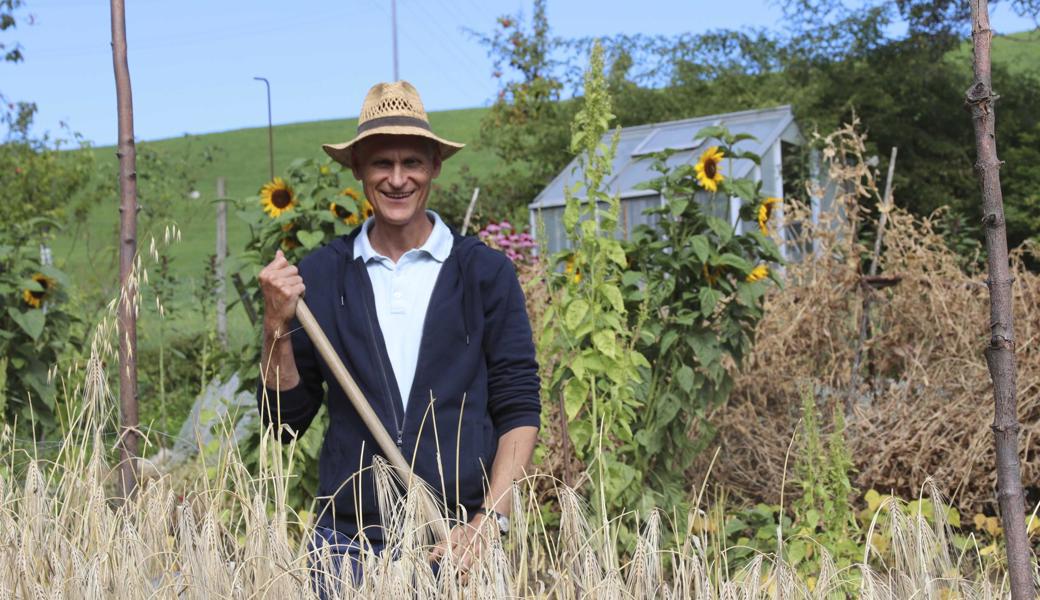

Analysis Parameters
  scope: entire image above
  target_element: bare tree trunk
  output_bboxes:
[966,2,1035,597]
[110,0,139,498]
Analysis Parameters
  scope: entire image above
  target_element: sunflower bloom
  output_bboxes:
[694,146,725,192]
[564,258,582,284]
[23,273,55,309]
[260,177,296,218]
[746,264,769,283]
[758,197,781,235]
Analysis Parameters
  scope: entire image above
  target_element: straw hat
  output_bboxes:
[322,81,464,167]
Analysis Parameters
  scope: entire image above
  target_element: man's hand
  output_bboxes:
[259,249,305,329]
[259,250,305,390]
[427,513,498,578]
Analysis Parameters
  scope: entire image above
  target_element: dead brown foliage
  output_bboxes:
[702,121,1040,514]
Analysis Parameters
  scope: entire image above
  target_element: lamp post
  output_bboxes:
[253,76,274,180]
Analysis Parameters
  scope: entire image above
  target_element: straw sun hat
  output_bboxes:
[322,80,464,167]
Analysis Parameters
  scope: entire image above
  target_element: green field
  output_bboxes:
[947,29,1040,76]
[51,107,493,350]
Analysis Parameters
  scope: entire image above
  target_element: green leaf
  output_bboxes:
[564,298,590,330]
[676,365,695,393]
[8,308,44,341]
[296,230,324,250]
[694,125,727,141]
[712,253,752,273]
[563,377,589,420]
[706,216,732,244]
[606,242,627,268]
[699,286,722,314]
[602,285,625,313]
[592,329,617,358]
[722,179,758,203]
[689,235,710,263]
[660,330,679,355]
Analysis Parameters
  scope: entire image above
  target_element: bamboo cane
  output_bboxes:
[294,299,448,544]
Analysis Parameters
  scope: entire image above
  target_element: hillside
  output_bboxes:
[52,107,493,348]
[948,28,1040,76]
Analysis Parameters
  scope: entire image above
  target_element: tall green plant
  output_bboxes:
[623,126,782,511]
[538,41,650,524]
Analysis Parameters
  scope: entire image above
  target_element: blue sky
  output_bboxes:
[1,0,1034,146]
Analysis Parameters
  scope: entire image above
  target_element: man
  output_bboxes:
[256,80,540,578]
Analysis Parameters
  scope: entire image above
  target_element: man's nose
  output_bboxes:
[389,163,406,188]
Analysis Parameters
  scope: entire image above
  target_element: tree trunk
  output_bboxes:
[110,0,139,498]
[966,2,1035,597]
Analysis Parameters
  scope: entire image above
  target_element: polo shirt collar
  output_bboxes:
[354,210,453,264]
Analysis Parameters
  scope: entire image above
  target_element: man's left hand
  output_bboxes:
[427,513,499,578]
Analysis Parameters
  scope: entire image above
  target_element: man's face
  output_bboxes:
[351,135,442,228]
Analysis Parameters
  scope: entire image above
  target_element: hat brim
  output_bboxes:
[322,125,464,167]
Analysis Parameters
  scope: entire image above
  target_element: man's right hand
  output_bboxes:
[259,249,306,330]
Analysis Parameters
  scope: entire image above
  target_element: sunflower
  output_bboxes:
[758,197,782,235]
[329,188,368,226]
[564,257,582,284]
[260,177,296,218]
[23,273,55,309]
[694,146,725,192]
[746,264,769,283]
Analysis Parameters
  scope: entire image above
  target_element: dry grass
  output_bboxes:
[0,319,1032,598]
[703,121,1040,515]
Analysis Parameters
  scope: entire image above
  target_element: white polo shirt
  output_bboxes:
[353,211,453,409]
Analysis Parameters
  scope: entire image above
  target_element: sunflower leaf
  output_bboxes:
[694,125,727,141]
[296,231,324,250]
[8,307,45,341]
[689,235,711,263]
[675,365,695,394]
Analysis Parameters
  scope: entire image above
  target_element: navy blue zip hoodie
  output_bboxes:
[256,226,541,543]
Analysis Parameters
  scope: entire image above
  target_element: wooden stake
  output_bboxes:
[848,147,897,410]
[461,187,480,235]
[110,0,139,498]
[215,177,228,350]
[966,2,1034,597]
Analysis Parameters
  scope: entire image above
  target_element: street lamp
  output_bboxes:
[253,76,274,180]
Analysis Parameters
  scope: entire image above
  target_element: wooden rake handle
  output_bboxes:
[294,299,447,544]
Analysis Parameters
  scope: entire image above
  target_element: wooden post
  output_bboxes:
[966,2,1034,597]
[848,147,897,410]
[461,187,480,235]
[215,177,228,350]
[231,273,259,326]
[110,0,139,498]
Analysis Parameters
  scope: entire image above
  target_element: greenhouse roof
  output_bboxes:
[529,105,802,209]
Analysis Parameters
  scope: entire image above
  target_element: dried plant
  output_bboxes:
[702,120,1040,516]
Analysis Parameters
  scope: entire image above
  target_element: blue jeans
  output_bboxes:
[308,525,384,597]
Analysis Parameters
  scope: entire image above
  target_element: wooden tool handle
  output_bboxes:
[294,299,448,543]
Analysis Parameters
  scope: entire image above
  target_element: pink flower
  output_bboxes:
[486,223,501,234]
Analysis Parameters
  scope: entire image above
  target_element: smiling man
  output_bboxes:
[256,81,540,582]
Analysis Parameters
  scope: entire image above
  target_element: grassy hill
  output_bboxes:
[52,107,493,349]
[948,28,1040,76]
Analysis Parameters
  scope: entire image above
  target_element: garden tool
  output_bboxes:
[295,299,449,545]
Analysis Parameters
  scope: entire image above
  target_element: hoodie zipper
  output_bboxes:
[354,259,405,449]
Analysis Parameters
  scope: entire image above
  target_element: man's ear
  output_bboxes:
[430,153,443,179]
[349,152,362,180]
